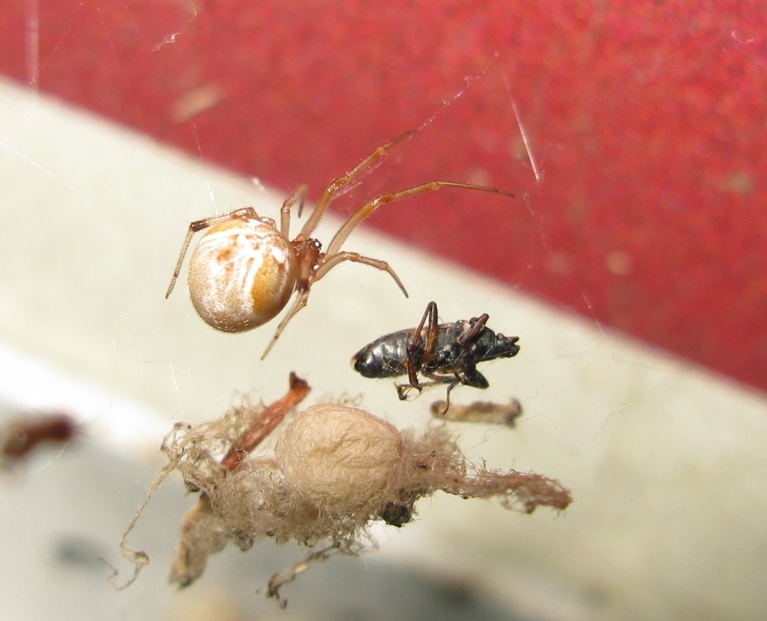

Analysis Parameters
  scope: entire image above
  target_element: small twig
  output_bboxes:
[220,372,310,472]
[114,373,311,590]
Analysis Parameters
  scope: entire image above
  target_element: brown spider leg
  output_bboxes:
[298,130,416,239]
[165,207,259,298]
[280,184,308,238]
[325,181,515,258]
[220,372,310,472]
[313,251,408,297]
[259,289,311,359]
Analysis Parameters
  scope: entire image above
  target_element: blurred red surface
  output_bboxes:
[1,2,765,392]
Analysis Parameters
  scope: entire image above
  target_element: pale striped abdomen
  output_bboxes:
[187,217,297,332]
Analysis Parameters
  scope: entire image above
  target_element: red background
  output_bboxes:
[2,2,766,393]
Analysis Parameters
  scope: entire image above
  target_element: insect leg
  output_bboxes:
[456,313,490,345]
[395,376,448,400]
[457,366,490,389]
[441,378,463,413]
[422,301,441,353]
[403,302,437,392]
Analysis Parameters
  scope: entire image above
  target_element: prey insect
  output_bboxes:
[351,301,520,410]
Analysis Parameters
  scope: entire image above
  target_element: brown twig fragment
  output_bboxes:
[220,372,310,472]
[169,373,311,587]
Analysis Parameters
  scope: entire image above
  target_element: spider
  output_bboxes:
[165,130,515,358]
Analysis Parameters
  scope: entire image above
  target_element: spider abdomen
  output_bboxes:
[187,217,297,332]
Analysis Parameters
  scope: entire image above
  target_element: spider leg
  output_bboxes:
[165,207,258,298]
[298,130,416,239]
[325,181,515,258]
[260,289,310,359]
[313,251,408,297]
[280,184,308,238]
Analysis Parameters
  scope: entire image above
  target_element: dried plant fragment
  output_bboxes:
[430,399,523,427]
[1,412,77,466]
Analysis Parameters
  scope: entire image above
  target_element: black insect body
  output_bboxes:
[351,302,520,408]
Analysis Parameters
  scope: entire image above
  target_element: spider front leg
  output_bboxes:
[298,130,416,239]
[280,183,308,238]
[165,207,259,298]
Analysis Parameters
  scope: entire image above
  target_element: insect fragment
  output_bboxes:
[430,399,523,427]
[166,131,515,358]
[351,301,520,409]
